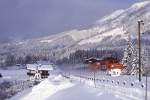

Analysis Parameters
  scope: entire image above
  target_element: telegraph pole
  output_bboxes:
[138,20,144,82]
[145,73,148,100]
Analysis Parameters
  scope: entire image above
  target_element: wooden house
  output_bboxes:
[85,57,124,76]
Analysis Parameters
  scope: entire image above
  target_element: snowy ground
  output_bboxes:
[10,68,150,100]
[11,74,129,100]
[0,66,149,100]
[0,69,28,81]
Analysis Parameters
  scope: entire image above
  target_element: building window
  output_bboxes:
[113,71,116,75]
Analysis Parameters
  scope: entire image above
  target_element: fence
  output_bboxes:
[61,69,149,100]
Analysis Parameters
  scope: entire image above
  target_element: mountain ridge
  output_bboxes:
[1,1,150,64]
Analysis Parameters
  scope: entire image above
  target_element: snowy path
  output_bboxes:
[48,84,122,100]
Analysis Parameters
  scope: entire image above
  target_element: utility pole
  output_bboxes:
[145,73,148,100]
[138,20,144,82]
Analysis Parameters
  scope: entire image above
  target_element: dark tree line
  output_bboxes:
[3,54,41,67]
[1,48,125,67]
[56,49,124,65]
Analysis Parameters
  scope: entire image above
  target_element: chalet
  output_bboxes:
[85,57,124,76]
[101,57,119,70]
[26,63,53,80]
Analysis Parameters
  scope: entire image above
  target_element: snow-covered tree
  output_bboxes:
[122,40,149,75]
[122,41,139,75]
[121,28,140,74]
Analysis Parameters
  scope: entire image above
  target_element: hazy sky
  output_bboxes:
[0,0,141,42]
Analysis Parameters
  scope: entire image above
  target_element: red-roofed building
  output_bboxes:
[85,57,124,76]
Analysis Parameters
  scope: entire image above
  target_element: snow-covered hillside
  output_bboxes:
[1,1,150,63]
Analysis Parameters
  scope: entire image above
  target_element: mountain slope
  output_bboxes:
[1,1,150,63]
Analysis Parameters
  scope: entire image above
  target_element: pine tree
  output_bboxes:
[121,32,139,75]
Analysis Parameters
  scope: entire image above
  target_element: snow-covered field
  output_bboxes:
[7,67,150,100]
[0,69,28,81]
[0,68,33,100]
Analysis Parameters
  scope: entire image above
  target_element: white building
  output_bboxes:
[109,68,122,76]
[26,63,53,80]
[108,64,124,77]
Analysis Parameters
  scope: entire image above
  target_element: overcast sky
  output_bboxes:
[0,0,141,42]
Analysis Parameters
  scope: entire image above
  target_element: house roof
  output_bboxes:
[102,57,119,61]
[84,58,102,64]
[26,64,53,71]
[109,63,124,70]
[36,60,52,65]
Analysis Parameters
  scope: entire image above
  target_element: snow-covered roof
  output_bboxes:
[26,64,53,71]
[36,60,52,65]
[39,65,53,71]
